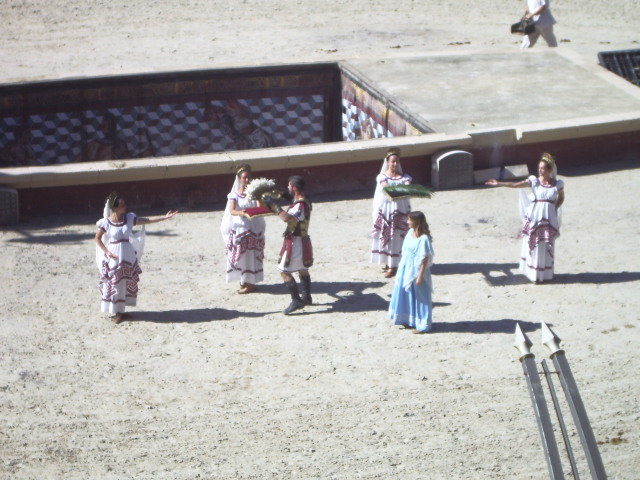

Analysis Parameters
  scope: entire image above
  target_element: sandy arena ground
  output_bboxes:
[1,160,639,479]
[1,0,639,82]
[1,1,640,479]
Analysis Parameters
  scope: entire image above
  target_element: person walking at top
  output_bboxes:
[521,0,557,48]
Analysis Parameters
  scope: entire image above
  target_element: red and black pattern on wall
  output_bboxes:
[0,65,341,167]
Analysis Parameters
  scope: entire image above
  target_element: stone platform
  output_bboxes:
[343,48,640,134]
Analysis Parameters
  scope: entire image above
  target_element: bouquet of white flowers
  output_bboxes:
[246,177,277,201]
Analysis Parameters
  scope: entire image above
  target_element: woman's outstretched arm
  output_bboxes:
[485,179,530,188]
[136,210,179,225]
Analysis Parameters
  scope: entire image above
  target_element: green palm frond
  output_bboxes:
[383,184,434,200]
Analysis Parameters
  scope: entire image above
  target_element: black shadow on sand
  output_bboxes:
[259,280,390,315]
[432,262,530,286]
[431,319,542,334]
[552,272,640,284]
[433,262,640,286]
[7,229,177,245]
[126,308,273,324]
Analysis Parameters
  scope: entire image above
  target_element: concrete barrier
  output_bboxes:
[1,113,638,216]
[0,132,471,190]
[0,187,19,225]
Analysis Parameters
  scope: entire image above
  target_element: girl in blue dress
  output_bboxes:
[389,211,434,334]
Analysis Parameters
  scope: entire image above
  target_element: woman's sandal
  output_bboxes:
[238,284,257,294]
[383,268,397,278]
[412,329,429,334]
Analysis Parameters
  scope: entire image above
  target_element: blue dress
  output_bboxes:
[388,233,434,332]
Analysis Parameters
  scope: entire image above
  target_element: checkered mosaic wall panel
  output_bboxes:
[342,98,391,141]
[0,96,326,166]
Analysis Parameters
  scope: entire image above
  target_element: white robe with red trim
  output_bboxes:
[519,175,564,282]
[96,212,143,314]
[225,192,266,284]
[371,173,412,268]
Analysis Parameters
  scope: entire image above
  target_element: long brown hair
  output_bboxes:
[409,211,432,239]
[107,191,122,209]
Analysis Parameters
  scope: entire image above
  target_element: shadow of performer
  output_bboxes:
[432,262,640,286]
[552,272,640,284]
[128,308,273,324]
[256,280,389,315]
[432,262,529,286]
[431,319,541,334]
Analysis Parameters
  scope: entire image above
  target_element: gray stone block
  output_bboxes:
[473,164,529,184]
[431,150,474,189]
[473,167,501,185]
[502,164,529,180]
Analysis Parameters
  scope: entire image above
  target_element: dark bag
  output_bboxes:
[511,16,535,35]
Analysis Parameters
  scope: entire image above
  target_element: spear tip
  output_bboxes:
[541,321,563,355]
[514,323,533,358]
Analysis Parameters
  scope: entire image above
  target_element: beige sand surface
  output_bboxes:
[1,0,639,82]
[1,160,639,479]
[1,1,640,478]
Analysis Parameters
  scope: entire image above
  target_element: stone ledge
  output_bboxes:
[2,111,639,190]
[0,132,471,189]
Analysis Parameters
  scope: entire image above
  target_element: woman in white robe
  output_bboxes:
[220,164,266,293]
[485,153,565,282]
[371,148,412,278]
[95,192,178,324]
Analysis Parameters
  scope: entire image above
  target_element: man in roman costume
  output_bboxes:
[269,175,314,315]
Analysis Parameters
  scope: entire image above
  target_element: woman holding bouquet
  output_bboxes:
[220,164,267,293]
[371,148,413,278]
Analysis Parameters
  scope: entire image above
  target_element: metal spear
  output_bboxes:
[541,322,607,480]
[515,323,565,480]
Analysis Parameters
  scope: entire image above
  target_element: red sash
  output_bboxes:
[302,236,313,267]
[279,234,313,267]
[279,234,294,266]
[279,199,313,267]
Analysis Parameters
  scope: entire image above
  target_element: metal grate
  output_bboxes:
[598,49,640,86]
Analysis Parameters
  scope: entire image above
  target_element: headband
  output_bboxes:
[540,152,556,169]
[385,148,400,160]
[236,164,252,176]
